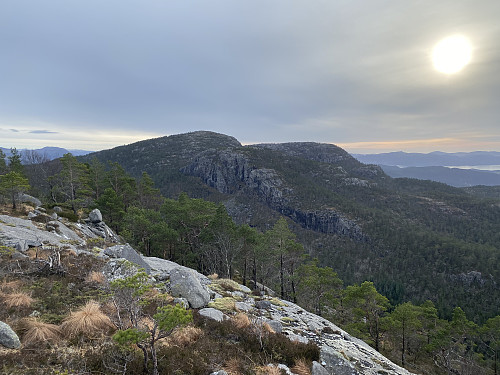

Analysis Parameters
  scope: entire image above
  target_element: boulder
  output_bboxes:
[235,301,252,312]
[255,300,272,310]
[199,308,224,322]
[312,361,330,375]
[53,206,63,213]
[266,319,283,334]
[104,244,151,274]
[170,268,210,308]
[0,321,21,349]
[19,193,42,207]
[89,208,103,223]
[144,256,211,285]
[320,345,359,375]
[210,371,228,375]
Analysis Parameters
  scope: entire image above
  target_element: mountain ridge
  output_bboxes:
[80,131,500,322]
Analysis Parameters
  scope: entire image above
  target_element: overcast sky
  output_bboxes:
[1,1,499,153]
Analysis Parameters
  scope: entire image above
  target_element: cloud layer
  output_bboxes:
[1,0,499,152]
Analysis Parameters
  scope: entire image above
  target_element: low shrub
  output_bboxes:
[58,210,79,222]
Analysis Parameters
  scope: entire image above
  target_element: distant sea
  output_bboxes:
[445,165,500,172]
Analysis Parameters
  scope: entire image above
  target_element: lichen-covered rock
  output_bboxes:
[0,321,21,349]
[144,256,210,285]
[199,307,225,322]
[19,193,42,207]
[88,208,103,223]
[104,244,151,274]
[312,361,330,375]
[170,268,210,308]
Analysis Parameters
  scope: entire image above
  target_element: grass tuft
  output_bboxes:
[168,325,203,347]
[2,291,35,309]
[224,357,242,375]
[61,300,115,339]
[232,313,251,329]
[84,271,106,284]
[208,297,236,313]
[20,318,63,347]
[291,358,311,375]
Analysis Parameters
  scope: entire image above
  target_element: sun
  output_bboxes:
[432,35,472,74]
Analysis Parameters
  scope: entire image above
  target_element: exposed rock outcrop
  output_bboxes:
[181,150,365,241]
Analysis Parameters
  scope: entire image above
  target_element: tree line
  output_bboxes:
[1,150,499,375]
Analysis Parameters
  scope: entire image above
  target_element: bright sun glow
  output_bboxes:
[432,35,472,74]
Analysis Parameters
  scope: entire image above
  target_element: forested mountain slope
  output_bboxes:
[82,131,500,322]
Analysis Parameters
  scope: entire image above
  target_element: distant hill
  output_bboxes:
[380,165,500,187]
[1,146,91,163]
[353,151,500,187]
[353,151,500,167]
[82,131,500,322]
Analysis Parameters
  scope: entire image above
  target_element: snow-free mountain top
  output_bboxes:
[0,146,91,162]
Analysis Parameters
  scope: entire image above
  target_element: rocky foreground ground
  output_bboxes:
[0,207,413,375]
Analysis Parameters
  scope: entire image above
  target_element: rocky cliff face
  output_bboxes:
[181,149,365,241]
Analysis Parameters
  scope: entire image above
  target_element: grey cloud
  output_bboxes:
[29,130,58,134]
[0,0,499,150]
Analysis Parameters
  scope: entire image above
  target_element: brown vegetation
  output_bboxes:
[84,271,106,284]
[232,313,251,329]
[168,325,203,347]
[61,300,115,339]
[20,318,63,347]
[2,291,35,309]
[291,358,312,375]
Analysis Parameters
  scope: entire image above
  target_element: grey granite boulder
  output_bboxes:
[0,321,21,349]
[199,308,224,322]
[19,193,42,207]
[170,268,210,308]
[312,361,330,375]
[89,208,103,223]
[255,300,272,309]
[144,256,211,285]
[320,345,359,375]
[104,244,151,274]
[266,319,283,334]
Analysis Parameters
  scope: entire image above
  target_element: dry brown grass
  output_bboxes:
[20,318,62,347]
[168,325,203,347]
[232,313,251,329]
[255,365,281,375]
[262,322,275,334]
[208,273,219,280]
[84,271,106,284]
[0,279,23,292]
[291,359,311,375]
[2,291,35,309]
[224,357,242,375]
[61,300,115,339]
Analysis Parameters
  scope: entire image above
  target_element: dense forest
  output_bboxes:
[1,145,500,375]
[78,131,500,323]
